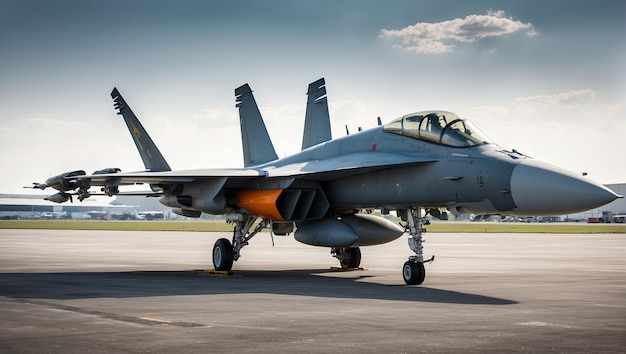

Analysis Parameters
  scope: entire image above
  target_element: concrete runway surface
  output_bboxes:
[0,229,624,353]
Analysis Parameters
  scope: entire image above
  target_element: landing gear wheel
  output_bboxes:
[402,261,425,285]
[342,247,361,269]
[213,238,234,271]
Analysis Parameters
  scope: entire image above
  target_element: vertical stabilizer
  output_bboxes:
[302,78,332,150]
[110,88,171,172]
[235,84,278,167]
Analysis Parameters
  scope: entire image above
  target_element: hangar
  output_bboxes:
[0,194,131,220]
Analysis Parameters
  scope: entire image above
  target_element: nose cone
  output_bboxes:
[510,160,620,216]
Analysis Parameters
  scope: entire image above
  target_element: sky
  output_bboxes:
[1,0,624,196]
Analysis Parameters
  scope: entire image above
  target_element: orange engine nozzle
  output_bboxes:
[236,189,285,221]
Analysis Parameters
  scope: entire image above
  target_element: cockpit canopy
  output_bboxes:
[383,111,493,148]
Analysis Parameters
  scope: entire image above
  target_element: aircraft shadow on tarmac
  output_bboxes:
[0,270,516,305]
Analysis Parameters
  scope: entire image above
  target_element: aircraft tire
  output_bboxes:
[213,238,234,271]
[402,261,425,285]
[346,247,361,269]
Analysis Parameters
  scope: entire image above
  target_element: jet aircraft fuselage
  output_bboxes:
[251,111,615,218]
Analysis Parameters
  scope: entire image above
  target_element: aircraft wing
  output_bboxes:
[80,168,265,186]
[78,153,437,188]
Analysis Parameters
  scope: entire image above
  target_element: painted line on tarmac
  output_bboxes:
[13,299,205,328]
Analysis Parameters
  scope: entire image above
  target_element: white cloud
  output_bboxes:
[599,101,624,120]
[194,108,238,129]
[329,99,367,123]
[463,90,625,183]
[380,10,536,54]
[514,89,596,106]
[262,103,305,122]
[18,117,82,130]
[467,89,600,128]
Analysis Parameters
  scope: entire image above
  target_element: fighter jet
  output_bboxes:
[30,79,621,285]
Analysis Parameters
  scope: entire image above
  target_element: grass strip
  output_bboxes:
[0,220,623,234]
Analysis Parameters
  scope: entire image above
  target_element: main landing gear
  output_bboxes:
[212,209,433,286]
[402,208,435,285]
[212,213,364,272]
[331,246,362,269]
[212,213,266,272]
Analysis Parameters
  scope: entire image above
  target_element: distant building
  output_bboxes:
[0,194,203,220]
[0,194,131,220]
[561,183,625,222]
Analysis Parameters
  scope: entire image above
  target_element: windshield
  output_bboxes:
[383,111,492,147]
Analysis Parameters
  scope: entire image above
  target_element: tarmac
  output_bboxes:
[0,229,624,353]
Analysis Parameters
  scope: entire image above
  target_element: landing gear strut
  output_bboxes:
[402,208,434,285]
[331,247,361,269]
[211,212,267,272]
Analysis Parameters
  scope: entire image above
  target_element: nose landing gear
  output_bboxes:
[402,208,435,285]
